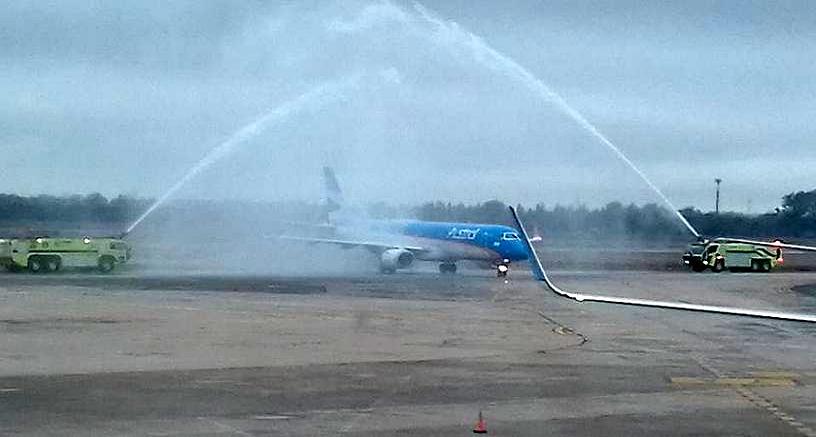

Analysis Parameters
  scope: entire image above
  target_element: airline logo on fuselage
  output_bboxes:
[447,227,480,240]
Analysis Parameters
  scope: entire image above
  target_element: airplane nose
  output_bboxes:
[513,241,529,260]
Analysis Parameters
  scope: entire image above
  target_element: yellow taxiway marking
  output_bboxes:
[671,376,796,388]
[749,371,800,379]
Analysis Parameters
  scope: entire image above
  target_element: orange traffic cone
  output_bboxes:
[473,410,487,434]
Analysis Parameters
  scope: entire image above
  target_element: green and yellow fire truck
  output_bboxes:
[683,238,781,273]
[0,236,131,273]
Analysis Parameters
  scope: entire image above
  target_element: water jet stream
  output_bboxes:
[511,205,816,323]
[409,2,699,237]
[126,75,366,234]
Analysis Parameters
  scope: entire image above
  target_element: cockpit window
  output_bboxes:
[502,232,520,241]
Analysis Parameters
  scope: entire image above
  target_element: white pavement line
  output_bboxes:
[197,417,253,437]
[0,388,20,393]
[262,390,766,433]
[281,408,374,416]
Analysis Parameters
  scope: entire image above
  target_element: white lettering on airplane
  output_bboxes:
[447,228,480,240]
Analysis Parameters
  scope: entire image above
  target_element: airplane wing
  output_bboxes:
[276,220,337,231]
[278,235,427,254]
[509,206,816,324]
[714,237,816,253]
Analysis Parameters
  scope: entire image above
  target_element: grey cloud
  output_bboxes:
[0,0,814,214]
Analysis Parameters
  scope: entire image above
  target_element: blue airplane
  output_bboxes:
[283,167,529,276]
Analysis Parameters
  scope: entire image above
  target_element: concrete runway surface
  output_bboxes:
[1,269,816,436]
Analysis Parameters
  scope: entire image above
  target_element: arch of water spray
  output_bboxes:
[332,1,699,237]
[409,2,699,237]
[126,71,398,234]
[130,4,700,238]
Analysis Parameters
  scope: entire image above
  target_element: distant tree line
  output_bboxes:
[4,188,816,240]
[414,188,816,241]
[0,194,151,223]
[414,200,691,241]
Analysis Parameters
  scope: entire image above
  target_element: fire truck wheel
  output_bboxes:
[45,257,60,272]
[28,257,43,273]
[98,256,116,273]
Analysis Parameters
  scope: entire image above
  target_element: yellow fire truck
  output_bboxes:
[0,236,131,273]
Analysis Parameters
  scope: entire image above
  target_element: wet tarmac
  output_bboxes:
[1,269,815,436]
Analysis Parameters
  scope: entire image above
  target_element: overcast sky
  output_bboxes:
[1,0,814,213]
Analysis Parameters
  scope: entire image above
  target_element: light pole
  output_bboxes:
[715,178,722,214]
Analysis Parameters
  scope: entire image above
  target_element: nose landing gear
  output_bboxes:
[496,259,510,277]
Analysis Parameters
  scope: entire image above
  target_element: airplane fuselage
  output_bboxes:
[400,220,528,263]
[335,218,529,267]
[316,167,527,274]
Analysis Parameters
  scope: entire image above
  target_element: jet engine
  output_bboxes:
[379,248,414,273]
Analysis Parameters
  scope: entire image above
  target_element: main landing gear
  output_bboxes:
[439,262,457,274]
[438,260,511,277]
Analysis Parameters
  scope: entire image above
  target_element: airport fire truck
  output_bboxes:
[0,236,131,273]
[683,238,781,272]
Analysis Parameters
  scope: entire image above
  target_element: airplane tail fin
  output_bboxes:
[322,167,343,210]
[320,166,344,224]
